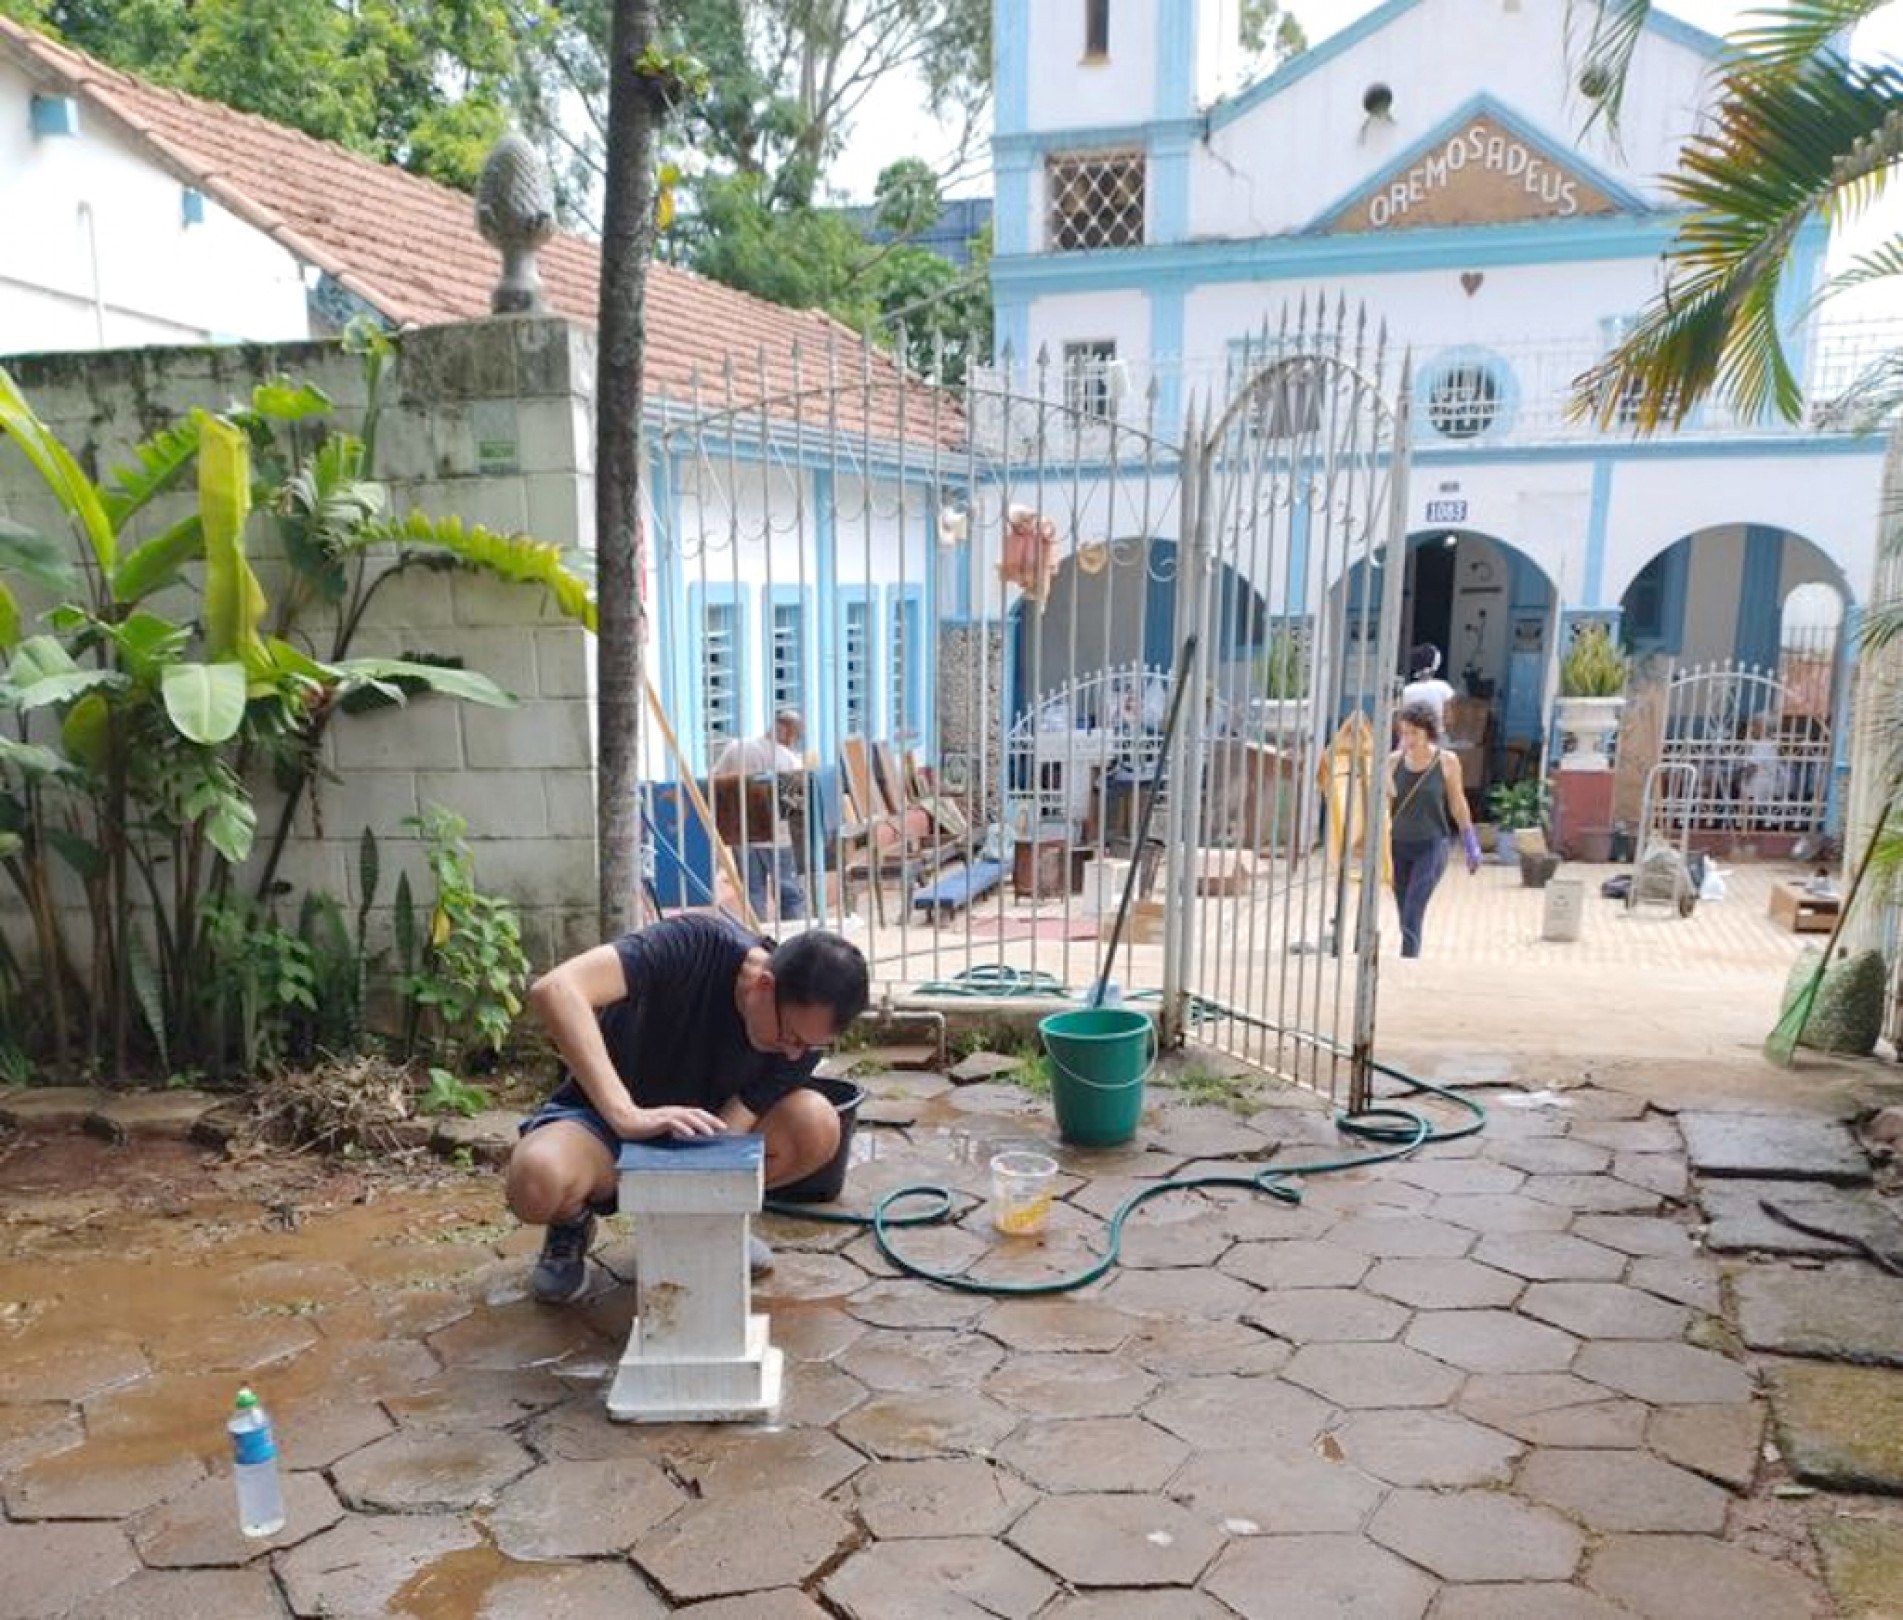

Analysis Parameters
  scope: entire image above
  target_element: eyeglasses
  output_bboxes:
[770,1002,835,1059]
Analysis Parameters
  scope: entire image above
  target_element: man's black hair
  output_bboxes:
[769,930,870,1031]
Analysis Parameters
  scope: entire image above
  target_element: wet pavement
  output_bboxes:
[2,1054,1902,1618]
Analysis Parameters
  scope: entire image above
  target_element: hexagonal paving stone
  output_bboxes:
[770,1303,869,1362]
[382,1367,569,1429]
[471,1560,672,1617]
[1646,1402,1765,1491]
[1219,1239,1372,1291]
[0,1333,150,1403]
[1114,1209,1237,1270]
[330,1427,535,1510]
[846,1278,992,1332]
[983,1352,1158,1419]
[1518,1447,1730,1533]
[852,1457,1028,1539]
[128,1469,341,1566]
[1040,1594,1238,1620]
[0,1401,81,1475]
[1369,1488,1584,1582]
[1572,1117,1682,1154]
[823,1535,1057,1618]
[426,1299,611,1371]
[1391,1159,1526,1196]
[1362,1256,1522,1310]
[1100,1268,1261,1320]
[490,1458,683,1559]
[0,1521,141,1620]
[85,1567,288,1620]
[980,1299,1137,1353]
[1244,1287,1409,1344]
[1431,1585,1638,1619]
[752,1251,876,1303]
[1404,1308,1579,1374]
[1572,1215,1697,1258]
[675,1593,826,1620]
[837,1329,1004,1392]
[1625,1256,1722,1312]
[997,1415,1187,1493]
[1168,1445,1383,1534]
[1613,1153,1689,1199]
[1204,1534,1435,1620]
[1333,1408,1521,1487]
[2,1440,204,1522]
[1431,1194,1575,1234]
[1458,1373,1649,1448]
[1008,1493,1225,1589]
[836,1388,1018,1460]
[1123,1318,1291,1378]
[277,1513,484,1617]
[1282,1342,1464,1409]
[1495,1138,1614,1176]
[845,1221,996,1283]
[1472,1231,1627,1282]
[1143,1373,1333,1451]
[1587,1532,1825,1620]
[1573,1341,1753,1406]
[1520,1281,1691,1340]
[635,1490,853,1603]
[1323,1214,1474,1258]
[780,1361,870,1428]
[1521,1174,1662,1214]
[655,1426,868,1498]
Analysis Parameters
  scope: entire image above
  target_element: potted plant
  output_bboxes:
[1487,777,1548,864]
[1555,624,1629,771]
[1252,626,1309,737]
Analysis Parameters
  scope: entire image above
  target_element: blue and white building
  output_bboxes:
[984,0,1893,808]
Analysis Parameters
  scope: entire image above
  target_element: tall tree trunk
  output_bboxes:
[595,0,661,939]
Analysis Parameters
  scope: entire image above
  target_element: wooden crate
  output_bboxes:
[1768,880,1839,934]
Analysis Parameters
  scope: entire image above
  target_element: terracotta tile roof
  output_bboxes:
[0,15,959,447]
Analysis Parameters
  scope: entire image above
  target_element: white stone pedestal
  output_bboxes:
[607,1136,783,1423]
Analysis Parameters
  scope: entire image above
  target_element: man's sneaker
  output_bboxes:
[531,1213,596,1304]
[748,1232,774,1278]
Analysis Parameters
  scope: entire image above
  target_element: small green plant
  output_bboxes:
[1487,778,1549,832]
[1256,626,1308,701]
[400,806,529,1065]
[201,902,317,1074]
[1560,623,1629,698]
[421,1066,491,1118]
[1016,1052,1054,1097]
[1168,1062,1264,1114]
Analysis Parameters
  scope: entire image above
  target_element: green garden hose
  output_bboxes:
[765,1054,1486,1298]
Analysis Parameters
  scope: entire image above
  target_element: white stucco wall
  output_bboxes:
[0,60,310,355]
[1188,0,1708,239]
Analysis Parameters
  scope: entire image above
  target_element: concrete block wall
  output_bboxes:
[0,317,602,981]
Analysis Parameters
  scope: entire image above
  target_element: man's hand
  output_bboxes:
[618,1104,728,1141]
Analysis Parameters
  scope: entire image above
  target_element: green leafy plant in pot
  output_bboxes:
[1487,777,1548,864]
[1556,624,1629,771]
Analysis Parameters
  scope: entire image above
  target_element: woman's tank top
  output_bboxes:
[1391,750,1451,842]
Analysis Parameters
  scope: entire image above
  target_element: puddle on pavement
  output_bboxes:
[388,1531,517,1619]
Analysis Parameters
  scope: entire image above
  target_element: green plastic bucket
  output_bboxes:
[1039,1007,1156,1146]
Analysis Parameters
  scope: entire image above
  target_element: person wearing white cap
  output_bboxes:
[712,709,807,920]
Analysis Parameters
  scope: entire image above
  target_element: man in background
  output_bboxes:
[712,707,807,921]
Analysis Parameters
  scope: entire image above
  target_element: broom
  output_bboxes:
[1764,811,1889,1067]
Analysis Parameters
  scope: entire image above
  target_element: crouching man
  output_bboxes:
[506,914,870,1303]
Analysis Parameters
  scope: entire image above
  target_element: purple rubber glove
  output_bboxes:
[1461,826,1482,873]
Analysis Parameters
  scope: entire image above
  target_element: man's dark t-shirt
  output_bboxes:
[551,913,818,1122]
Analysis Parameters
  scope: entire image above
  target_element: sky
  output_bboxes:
[830,0,1903,310]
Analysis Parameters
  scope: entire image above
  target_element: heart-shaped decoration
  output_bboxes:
[1460,271,1484,296]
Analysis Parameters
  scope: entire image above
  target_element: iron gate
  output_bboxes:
[1660,661,1833,842]
[648,302,1410,1109]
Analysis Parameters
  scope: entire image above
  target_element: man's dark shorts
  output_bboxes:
[517,1077,620,1156]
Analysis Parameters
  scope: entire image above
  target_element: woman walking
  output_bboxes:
[1388,699,1482,957]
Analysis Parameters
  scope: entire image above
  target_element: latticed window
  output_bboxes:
[891,595,923,737]
[1426,363,1501,439]
[1047,151,1145,251]
[770,601,805,715]
[1064,339,1117,418]
[843,599,872,737]
[701,601,740,753]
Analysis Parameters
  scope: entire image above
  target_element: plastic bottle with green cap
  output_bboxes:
[228,1387,285,1537]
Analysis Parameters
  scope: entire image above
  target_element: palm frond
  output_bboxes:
[1820,232,1903,295]
[1572,55,1903,430]
[359,511,598,631]
[1728,0,1891,74]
